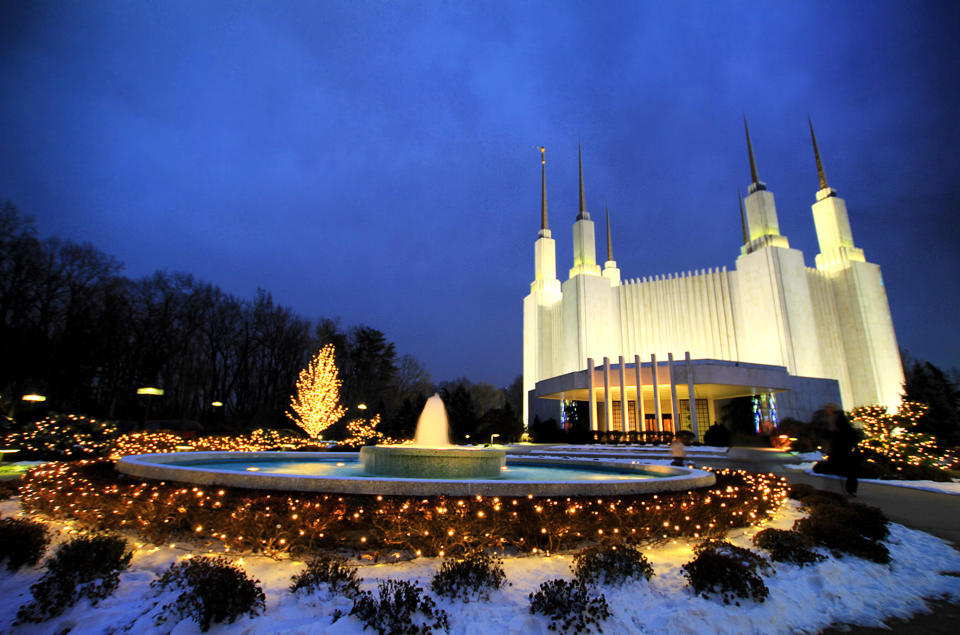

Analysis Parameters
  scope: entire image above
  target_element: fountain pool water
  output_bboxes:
[116,395,715,496]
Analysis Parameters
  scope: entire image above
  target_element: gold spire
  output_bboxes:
[540,146,548,232]
[577,142,587,220]
[605,204,613,261]
[738,187,748,244]
[744,116,760,184]
[808,115,829,191]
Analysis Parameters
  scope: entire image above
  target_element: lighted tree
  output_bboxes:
[852,401,954,474]
[287,344,347,438]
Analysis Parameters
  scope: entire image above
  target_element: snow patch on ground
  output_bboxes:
[1,497,959,634]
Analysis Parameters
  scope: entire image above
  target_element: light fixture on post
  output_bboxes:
[490,433,500,446]
[357,403,368,410]
[137,387,164,427]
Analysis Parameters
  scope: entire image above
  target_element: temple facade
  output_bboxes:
[523,122,903,439]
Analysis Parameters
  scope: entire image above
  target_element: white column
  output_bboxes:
[618,355,627,432]
[603,357,612,433]
[651,353,662,433]
[685,351,699,440]
[668,352,679,434]
[587,358,597,432]
[634,354,644,432]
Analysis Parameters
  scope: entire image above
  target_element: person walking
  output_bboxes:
[825,403,859,496]
[670,435,686,466]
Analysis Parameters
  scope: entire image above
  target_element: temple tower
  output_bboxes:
[807,119,903,411]
[523,147,562,424]
[734,119,823,378]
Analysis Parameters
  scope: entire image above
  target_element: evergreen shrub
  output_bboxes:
[346,579,449,634]
[752,528,825,567]
[793,503,890,563]
[681,540,770,604]
[430,550,506,601]
[151,555,265,632]
[703,423,731,447]
[0,517,49,571]
[529,578,611,634]
[290,553,362,598]
[571,542,654,586]
[16,534,131,623]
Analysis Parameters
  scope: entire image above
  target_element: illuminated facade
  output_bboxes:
[523,122,903,437]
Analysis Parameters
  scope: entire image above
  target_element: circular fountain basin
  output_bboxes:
[359,445,505,479]
[116,451,715,497]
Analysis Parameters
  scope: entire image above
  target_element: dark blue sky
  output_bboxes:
[2,1,958,387]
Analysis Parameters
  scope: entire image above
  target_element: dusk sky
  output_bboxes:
[1,1,958,388]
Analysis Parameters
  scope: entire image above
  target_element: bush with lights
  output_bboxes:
[3,414,119,460]
[681,540,771,604]
[16,534,132,624]
[151,555,266,632]
[20,461,787,561]
[107,428,318,460]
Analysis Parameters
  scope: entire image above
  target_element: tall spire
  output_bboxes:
[808,115,829,191]
[577,142,587,220]
[605,204,613,261]
[539,146,548,233]
[743,116,760,185]
[738,188,748,244]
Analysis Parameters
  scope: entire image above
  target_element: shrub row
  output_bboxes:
[20,460,787,559]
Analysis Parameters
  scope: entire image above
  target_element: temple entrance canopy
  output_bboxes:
[529,355,841,442]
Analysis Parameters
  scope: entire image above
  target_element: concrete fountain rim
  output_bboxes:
[116,450,717,497]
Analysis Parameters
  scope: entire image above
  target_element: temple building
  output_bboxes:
[523,121,904,439]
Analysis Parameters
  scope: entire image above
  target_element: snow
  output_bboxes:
[2,497,959,634]
[785,462,960,495]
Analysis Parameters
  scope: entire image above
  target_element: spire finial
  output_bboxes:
[577,142,587,220]
[808,115,829,191]
[605,203,613,261]
[738,187,748,244]
[539,146,548,232]
[744,116,760,184]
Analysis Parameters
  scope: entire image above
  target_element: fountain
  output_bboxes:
[358,394,505,479]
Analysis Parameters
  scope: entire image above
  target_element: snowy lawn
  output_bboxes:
[1,496,959,634]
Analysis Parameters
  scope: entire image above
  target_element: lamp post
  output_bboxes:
[490,433,500,446]
[137,387,164,427]
[19,393,47,422]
